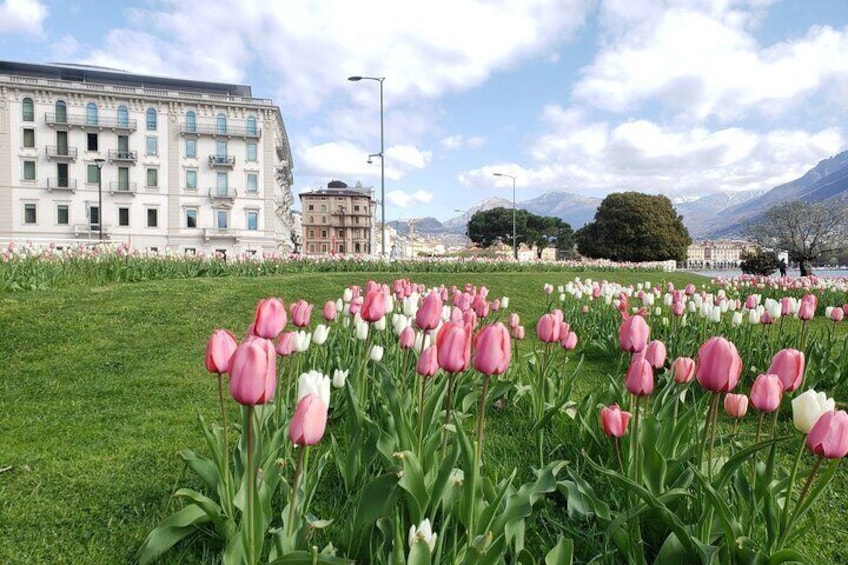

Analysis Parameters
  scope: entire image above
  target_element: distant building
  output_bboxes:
[299,180,375,255]
[686,240,758,269]
[0,60,295,254]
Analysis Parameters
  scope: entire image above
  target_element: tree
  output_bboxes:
[467,207,573,257]
[747,200,848,277]
[575,192,691,262]
[739,249,779,276]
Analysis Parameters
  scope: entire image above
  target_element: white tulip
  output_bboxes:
[408,518,437,553]
[731,311,744,327]
[370,344,384,362]
[342,288,353,302]
[414,332,431,354]
[312,324,330,345]
[335,298,343,313]
[748,309,761,325]
[298,370,330,404]
[501,296,509,308]
[374,316,386,331]
[294,330,312,352]
[331,369,349,389]
[385,295,395,314]
[355,319,369,340]
[342,316,351,328]
[792,389,835,433]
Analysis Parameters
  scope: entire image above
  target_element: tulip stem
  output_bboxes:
[778,439,807,547]
[288,446,308,547]
[698,393,718,472]
[779,456,824,548]
[217,373,232,516]
[751,411,765,487]
[246,405,256,565]
[708,394,720,481]
[442,372,456,453]
[418,377,426,457]
[470,374,491,540]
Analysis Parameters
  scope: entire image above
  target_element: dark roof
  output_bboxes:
[0,60,252,97]
[300,188,373,198]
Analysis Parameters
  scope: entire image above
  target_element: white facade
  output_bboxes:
[0,61,295,255]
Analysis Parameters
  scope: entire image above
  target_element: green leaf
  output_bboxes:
[180,449,218,492]
[407,541,432,565]
[398,450,428,524]
[768,548,814,564]
[136,504,211,565]
[545,536,574,565]
[349,473,400,550]
[268,550,354,564]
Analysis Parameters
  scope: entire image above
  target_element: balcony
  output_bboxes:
[109,181,138,195]
[181,122,261,139]
[46,178,77,192]
[204,228,240,241]
[45,145,78,160]
[44,113,137,131]
[208,187,238,202]
[73,224,110,238]
[208,154,236,168]
[108,149,138,163]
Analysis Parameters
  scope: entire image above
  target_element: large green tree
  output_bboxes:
[576,192,691,262]
[467,207,573,257]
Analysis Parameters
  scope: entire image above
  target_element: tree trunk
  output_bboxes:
[799,259,809,277]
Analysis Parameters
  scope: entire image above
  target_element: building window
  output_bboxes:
[117,105,129,128]
[309,244,316,253]
[321,243,328,253]
[54,100,67,123]
[216,113,227,134]
[23,128,35,148]
[57,205,69,225]
[307,229,315,238]
[320,229,327,238]
[338,229,344,238]
[247,115,257,136]
[338,244,345,253]
[354,228,361,238]
[185,247,196,255]
[216,140,227,158]
[146,136,158,156]
[118,207,130,226]
[186,169,197,190]
[308,204,314,211]
[185,111,196,132]
[118,135,129,155]
[87,164,98,184]
[216,210,228,229]
[57,163,69,186]
[24,203,37,224]
[89,205,100,227]
[320,204,327,212]
[118,167,129,190]
[146,168,158,188]
[147,208,158,227]
[87,133,98,152]
[246,143,257,161]
[86,103,98,126]
[22,98,34,121]
[308,215,313,222]
[216,172,228,196]
[355,216,360,224]
[185,138,196,158]
[146,108,157,131]
[246,173,258,193]
[247,211,258,231]
[186,208,198,228]
[355,242,361,253]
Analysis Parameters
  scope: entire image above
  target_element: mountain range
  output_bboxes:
[398,149,848,240]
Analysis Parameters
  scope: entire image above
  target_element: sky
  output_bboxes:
[2,0,848,222]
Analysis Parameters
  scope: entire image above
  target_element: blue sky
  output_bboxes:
[3,0,848,222]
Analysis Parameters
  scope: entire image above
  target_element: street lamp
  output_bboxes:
[493,172,517,260]
[94,157,106,241]
[348,75,386,256]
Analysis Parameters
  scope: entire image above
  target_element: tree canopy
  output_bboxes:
[747,200,848,276]
[575,192,691,262]
[467,207,574,258]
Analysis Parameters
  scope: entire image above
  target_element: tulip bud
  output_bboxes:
[312,324,330,346]
[472,323,511,375]
[290,299,313,328]
[408,518,438,553]
[332,369,349,389]
[670,356,695,384]
[288,393,328,446]
[644,340,667,369]
[253,298,287,339]
[323,300,337,321]
[695,337,742,393]
[297,370,331,405]
[293,330,312,352]
[600,404,631,437]
[229,337,276,406]
[768,349,805,392]
[560,331,578,351]
[370,344,384,362]
[619,315,649,353]
[625,357,654,396]
[792,389,835,433]
[205,328,238,374]
[750,373,783,413]
[417,345,439,378]
[806,410,848,459]
[724,393,748,419]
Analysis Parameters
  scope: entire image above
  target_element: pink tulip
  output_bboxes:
[472,323,512,375]
[672,302,685,317]
[842,304,848,316]
[619,315,649,353]
[695,337,742,393]
[361,288,387,322]
[750,373,783,413]
[625,357,654,396]
[806,410,848,459]
[290,299,313,328]
[253,298,287,339]
[798,294,817,321]
[724,393,749,419]
[745,295,758,309]
[416,291,443,330]
[323,300,337,321]
[229,337,276,406]
[684,284,696,295]
[288,393,328,446]
[781,297,794,316]
[600,404,631,437]
[536,310,564,343]
[436,321,471,373]
[276,331,296,356]
[830,308,844,322]
[768,348,805,392]
[349,296,363,315]
[560,331,578,350]
[508,312,520,329]
[399,326,416,349]
[205,328,238,374]
[417,345,439,378]
[644,340,667,369]
[670,356,696,384]
[512,325,525,340]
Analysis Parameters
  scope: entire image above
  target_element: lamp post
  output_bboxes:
[94,157,106,241]
[493,172,517,260]
[348,75,386,256]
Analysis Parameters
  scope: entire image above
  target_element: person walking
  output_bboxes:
[779,258,787,277]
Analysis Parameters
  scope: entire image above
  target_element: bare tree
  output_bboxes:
[747,200,848,276]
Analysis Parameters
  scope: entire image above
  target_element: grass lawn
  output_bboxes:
[1,271,845,563]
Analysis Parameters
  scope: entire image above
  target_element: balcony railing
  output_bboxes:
[208,154,236,168]
[204,228,240,241]
[73,224,110,238]
[109,181,138,195]
[108,149,138,162]
[181,122,261,138]
[46,178,77,192]
[208,187,238,201]
[45,145,78,160]
[44,113,138,131]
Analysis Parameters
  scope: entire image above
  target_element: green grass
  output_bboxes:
[1,271,845,563]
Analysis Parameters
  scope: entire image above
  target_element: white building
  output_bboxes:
[0,60,295,255]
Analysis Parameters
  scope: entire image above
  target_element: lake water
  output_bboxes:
[690,269,848,279]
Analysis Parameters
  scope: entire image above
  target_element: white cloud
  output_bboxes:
[386,190,434,208]
[441,135,487,150]
[49,34,81,61]
[296,140,431,183]
[385,145,432,169]
[0,0,47,35]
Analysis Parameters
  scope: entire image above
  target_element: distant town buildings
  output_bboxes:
[686,240,758,269]
[299,180,375,255]
[0,60,296,255]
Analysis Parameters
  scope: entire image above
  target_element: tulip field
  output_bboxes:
[2,267,848,564]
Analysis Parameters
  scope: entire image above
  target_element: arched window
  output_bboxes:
[216,113,227,135]
[185,111,196,133]
[146,108,157,131]
[247,115,257,136]
[22,98,34,121]
[86,103,98,126]
[117,105,129,127]
[55,100,67,123]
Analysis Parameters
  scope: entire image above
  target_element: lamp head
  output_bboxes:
[348,76,363,81]
[94,158,106,169]
[367,157,373,164]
